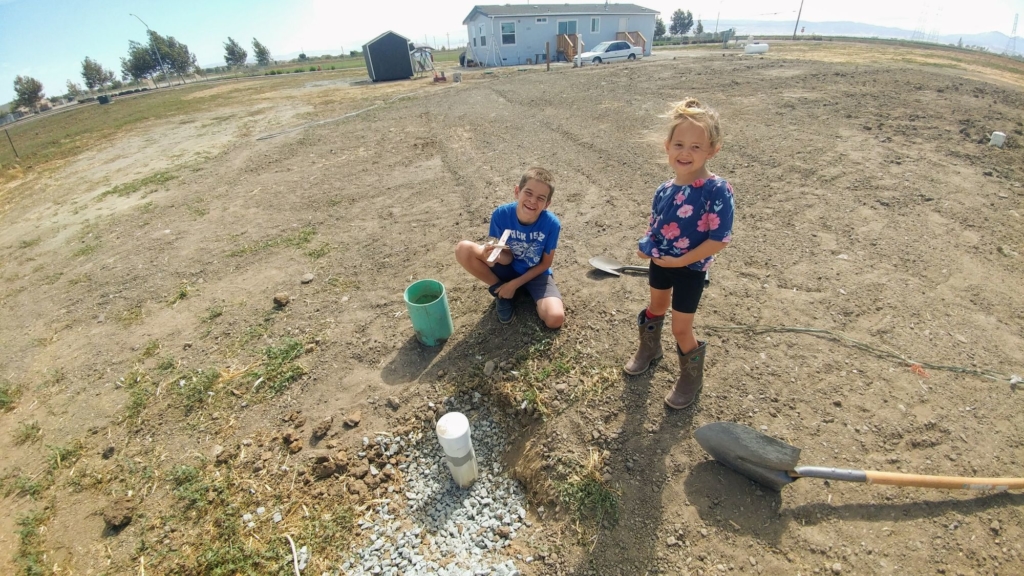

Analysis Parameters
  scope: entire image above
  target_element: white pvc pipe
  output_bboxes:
[435,412,478,488]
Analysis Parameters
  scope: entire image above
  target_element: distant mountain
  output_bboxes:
[716,20,1014,54]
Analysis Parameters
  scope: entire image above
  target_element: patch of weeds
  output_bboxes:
[118,305,144,326]
[169,282,192,305]
[169,465,218,510]
[176,368,222,413]
[1,379,22,411]
[202,305,224,322]
[13,421,41,445]
[42,364,65,387]
[72,243,98,258]
[98,171,177,199]
[252,338,306,395]
[19,237,41,249]
[140,340,161,358]
[67,273,90,286]
[137,201,156,214]
[306,242,331,260]
[227,225,317,257]
[13,474,51,500]
[327,277,357,291]
[14,508,50,576]
[156,357,177,373]
[41,271,63,285]
[556,449,619,526]
[186,201,209,217]
[46,440,83,470]
[123,367,153,422]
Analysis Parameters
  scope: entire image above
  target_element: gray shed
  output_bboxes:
[363,31,415,82]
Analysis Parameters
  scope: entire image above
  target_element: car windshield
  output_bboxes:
[591,42,613,52]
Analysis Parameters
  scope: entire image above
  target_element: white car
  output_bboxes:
[574,41,643,66]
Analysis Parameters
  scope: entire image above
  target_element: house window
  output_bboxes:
[481,35,487,46]
[473,37,477,47]
[557,20,577,35]
[536,17,548,23]
[501,22,516,45]
[591,18,600,33]
[479,24,487,46]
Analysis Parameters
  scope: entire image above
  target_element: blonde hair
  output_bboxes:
[666,98,722,150]
[518,166,555,200]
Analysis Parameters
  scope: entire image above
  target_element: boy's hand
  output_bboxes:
[496,281,518,299]
[636,249,651,260]
[484,243,508,266]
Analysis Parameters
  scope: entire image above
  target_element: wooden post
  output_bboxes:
[5,128,18,159]
[546,42,550,71]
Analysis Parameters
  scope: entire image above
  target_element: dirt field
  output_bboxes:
[1,40,1023,575]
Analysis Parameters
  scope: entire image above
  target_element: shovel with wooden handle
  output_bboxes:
[694,422,1024,493]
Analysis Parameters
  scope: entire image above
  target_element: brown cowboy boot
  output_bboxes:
[665,341,706,409]
[624,310,664,375]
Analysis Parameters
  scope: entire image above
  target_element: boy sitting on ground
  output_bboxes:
[455,167,565,328]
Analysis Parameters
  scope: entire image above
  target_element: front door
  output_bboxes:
[557,20,577,35]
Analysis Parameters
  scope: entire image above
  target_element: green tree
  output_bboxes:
[121,40,158,83]
[223,37,248,67]
[65,79,83,99]
[695,20,704,35]
[13,76,44,109]
[81,57,115,91]
[670,9,694,36]
[252,38,272,66]
[654,16,666,39]
[152,32,197,83]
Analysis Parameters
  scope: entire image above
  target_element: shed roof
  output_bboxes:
[463,3,655,24]
[363,30,412,47]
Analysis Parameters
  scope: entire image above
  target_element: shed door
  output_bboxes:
[618,18,628,32]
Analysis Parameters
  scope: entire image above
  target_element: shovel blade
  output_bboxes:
[588,256,622,276]
[694,422,802,491]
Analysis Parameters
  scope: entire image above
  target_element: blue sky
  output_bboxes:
[2,0,1021,104]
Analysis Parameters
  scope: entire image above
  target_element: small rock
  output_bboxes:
[101,446,115,459]
[554,383,568,393]
[833,399,842,407]
[256,507,266,515]
[274,292,290,307]
[102,497,135,529]
[998,245,1018,258]
[350,463,369,479]
[272,511,283,523]
[343,411,362,427]
[312,416,333,438]
[484,360,496,376]
[990,520,1001,534]
[831,563,843,574]
[300,273,315,284]
[183,341,193,350]
[287,440,303,453]
[386,397,401,410]
[666,536,678,546]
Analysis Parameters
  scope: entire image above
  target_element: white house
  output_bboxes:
[463,3,657,67]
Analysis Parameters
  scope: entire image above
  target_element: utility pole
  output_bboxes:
[130,13,171,87]
[792,0,805,41]
[447,32,450,51]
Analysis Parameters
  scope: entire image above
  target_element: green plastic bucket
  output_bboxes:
[403,279,454,346]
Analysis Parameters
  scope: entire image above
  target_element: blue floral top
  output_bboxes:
[638,175,735,271]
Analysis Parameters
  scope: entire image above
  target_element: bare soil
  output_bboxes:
[1,42,1023,575]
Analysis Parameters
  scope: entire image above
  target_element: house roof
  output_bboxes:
[463,3,656,24]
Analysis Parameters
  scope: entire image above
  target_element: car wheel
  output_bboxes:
[593,57,602,64]
[628,53,636,60]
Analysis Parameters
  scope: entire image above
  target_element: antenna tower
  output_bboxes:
[1004,14,1019,56]
[911,8,929,42]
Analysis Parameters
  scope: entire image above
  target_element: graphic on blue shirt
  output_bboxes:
[489,203,561,276]
[638,175,735,271]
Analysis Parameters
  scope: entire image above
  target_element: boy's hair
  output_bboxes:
[667,98,723,150]
[518,167,555,200]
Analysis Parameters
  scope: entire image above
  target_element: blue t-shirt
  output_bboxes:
[638,175,735,271]
[489,202,561,276]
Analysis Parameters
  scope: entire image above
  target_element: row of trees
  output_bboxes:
[654,10,703,39]
[10,33,279,111]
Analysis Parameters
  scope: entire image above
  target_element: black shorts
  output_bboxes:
[491,263,562,301]
[648,261,705,313]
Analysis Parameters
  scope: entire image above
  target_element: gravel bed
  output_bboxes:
[339,393,526,576]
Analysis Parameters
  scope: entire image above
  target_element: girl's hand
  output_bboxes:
[636,249,651,260]
[652,255,687,268]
